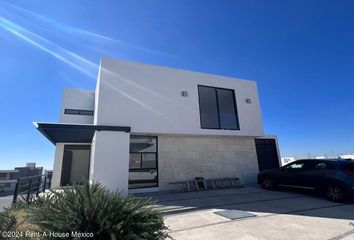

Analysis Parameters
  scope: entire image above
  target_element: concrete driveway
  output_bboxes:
[140,186,354,240]
[0,195,12,211]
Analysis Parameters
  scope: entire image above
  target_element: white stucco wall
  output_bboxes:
[94,57,264,137]
[52,143,64,188]
[60,88,95,124]
[89,131,130,193]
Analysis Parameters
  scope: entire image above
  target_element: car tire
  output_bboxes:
[324,184,348,202]
[260,177,276,190]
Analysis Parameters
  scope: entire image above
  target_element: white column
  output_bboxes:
[52,143,64,188]
[89,131,130,193]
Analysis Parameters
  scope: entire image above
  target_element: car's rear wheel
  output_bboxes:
[260,177,276,190]
[324,184,347,202]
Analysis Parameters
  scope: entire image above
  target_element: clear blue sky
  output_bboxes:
[0,0,353,170]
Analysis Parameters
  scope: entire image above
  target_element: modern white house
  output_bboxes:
[35,57,280,193]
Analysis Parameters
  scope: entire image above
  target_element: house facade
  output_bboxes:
[35,57,280,193]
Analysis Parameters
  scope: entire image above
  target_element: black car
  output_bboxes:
[257,159,354,202]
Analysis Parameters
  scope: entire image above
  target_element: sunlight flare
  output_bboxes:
[0,1,169,56]
[0,16,97,78]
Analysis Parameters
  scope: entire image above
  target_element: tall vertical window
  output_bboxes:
[198,85,240,130]
[129,136,158,189]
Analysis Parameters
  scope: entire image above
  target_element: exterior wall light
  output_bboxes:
[181,91,188,97]
[245,98,252,104]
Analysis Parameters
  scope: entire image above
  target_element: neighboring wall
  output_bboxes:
[0,172,11,180]
[95,57,264,137]
[11,167,42,179]
[158,135,259,191]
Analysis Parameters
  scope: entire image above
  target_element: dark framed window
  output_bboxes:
[64,109,94,116]
[79,110,94,116]
[129,136,158,189]
[128,153,157,169]
[198,85,240,130]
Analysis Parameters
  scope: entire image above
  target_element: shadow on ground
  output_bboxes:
[136,186,354,221]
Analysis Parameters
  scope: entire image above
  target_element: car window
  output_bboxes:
[315,162,327,169]
[285,162,304,169]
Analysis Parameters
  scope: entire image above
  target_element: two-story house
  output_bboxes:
[35,57,280,193]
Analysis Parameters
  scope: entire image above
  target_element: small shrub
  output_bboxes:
[0,209,17,239]
[0,207,38,240]
[24,182,170,240]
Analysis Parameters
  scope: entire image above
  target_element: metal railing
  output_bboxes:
[13,173,52,203]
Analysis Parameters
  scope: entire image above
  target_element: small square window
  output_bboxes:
[79,110,94,116]
[64,109,93,116]
[64,109,80,115]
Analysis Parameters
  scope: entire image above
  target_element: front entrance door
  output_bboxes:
[255,139,280,172]
[60,145,91,186]
[129,136,158,189]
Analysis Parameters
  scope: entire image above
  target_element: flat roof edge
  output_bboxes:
[33,122,131,133]
[33,122,131,145]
